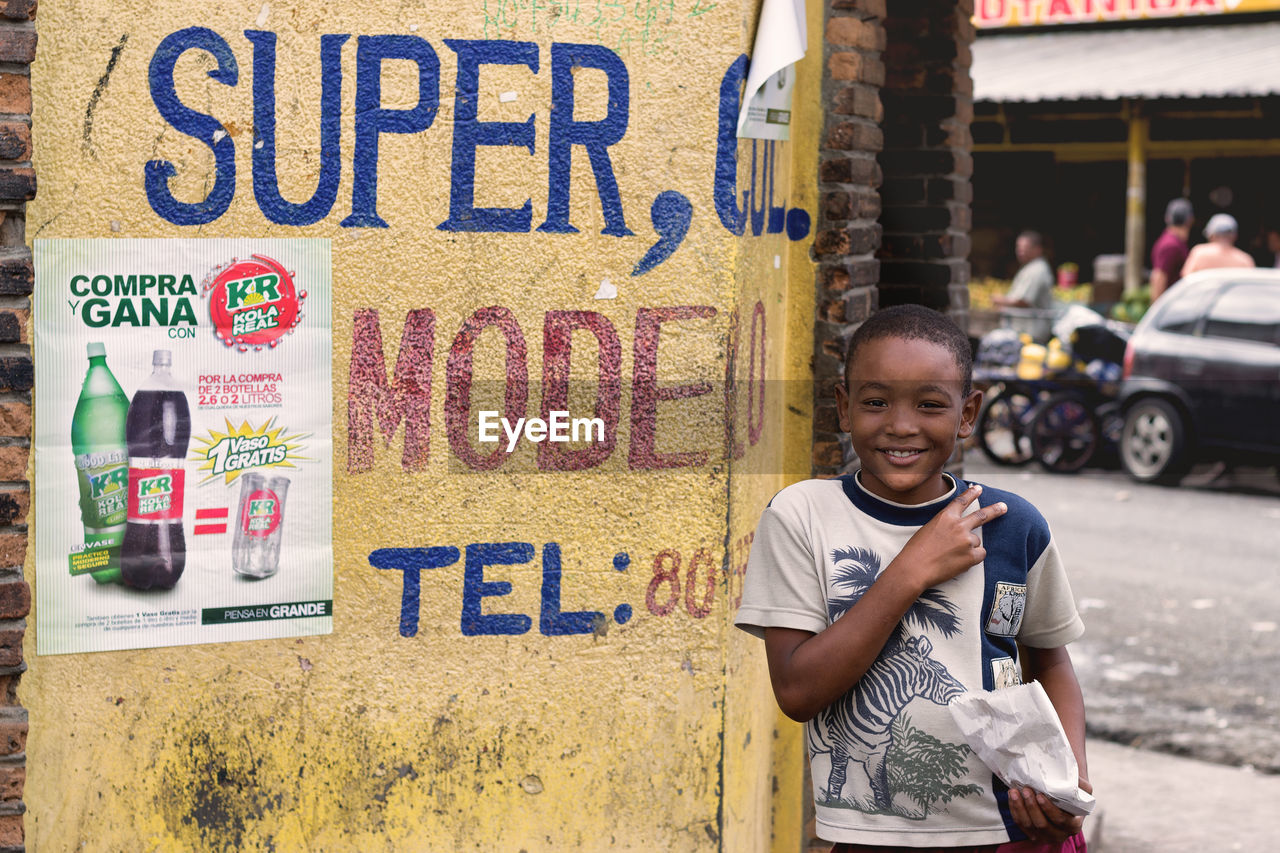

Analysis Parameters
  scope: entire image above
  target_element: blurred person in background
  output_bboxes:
[993,230,1054,310]
[1150,197,1193,302]
[1181,213,1255,278]
[1265,227,1280,268]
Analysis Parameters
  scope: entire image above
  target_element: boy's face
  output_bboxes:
[835,336,981,505]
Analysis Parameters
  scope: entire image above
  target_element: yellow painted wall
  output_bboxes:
[26,1,817,849]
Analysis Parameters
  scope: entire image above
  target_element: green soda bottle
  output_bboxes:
[71,342,130,584]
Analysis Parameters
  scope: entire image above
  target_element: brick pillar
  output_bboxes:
[812,0,886,479]
[812,0,974,477]
[0,1,34,850]
[878,0,975,328]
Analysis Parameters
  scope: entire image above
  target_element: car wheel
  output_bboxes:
[1120,397,1191,484]
[976,385,1037,466]
[1030,393,1099,474]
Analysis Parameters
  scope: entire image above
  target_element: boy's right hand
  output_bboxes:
[892,484,1006,590]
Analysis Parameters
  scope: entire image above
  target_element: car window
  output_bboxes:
[1203,283,1280,345]
[1154,284,1215,334]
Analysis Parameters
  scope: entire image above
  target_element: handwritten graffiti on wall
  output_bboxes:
[370,538,750,637]
[145,32,809,274]
[480,0,721,56]
[346,301,767,472]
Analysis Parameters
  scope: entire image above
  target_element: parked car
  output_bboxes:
[1118,268,1280,484]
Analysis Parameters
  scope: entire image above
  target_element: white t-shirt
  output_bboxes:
[1008,257,1054,310]
[735,473,1083,847]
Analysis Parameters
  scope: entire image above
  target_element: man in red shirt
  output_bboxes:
[1150,198,1193,302]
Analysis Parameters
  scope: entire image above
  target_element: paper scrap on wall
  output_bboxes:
[737,0,807,140]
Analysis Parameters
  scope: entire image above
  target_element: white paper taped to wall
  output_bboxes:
[737,0,807,140]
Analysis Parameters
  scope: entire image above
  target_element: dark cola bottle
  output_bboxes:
[120,350,191,590]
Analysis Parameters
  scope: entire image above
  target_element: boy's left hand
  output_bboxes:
[1007,778,1092,844]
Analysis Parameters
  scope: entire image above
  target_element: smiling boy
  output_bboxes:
[735,305,1090,851]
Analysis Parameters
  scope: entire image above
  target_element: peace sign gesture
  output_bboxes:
[895,484,1007,590]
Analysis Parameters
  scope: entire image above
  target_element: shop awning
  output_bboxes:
[972,21,1280,103]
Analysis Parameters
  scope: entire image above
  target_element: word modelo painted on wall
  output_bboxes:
[348,300,768,472]
[66,272,199,329]
[146,30,809,266]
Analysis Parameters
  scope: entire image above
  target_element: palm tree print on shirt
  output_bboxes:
[808,547,982,817]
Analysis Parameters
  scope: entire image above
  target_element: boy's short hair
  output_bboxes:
[843,304,973,395]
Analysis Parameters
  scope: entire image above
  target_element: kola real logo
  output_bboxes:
[242,489,282,536]
[203,254,307,351]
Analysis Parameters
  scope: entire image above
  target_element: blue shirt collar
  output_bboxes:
[839,470,964,526]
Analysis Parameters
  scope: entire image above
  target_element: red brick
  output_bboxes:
[823,266,851,293]
[0,582,27,620]
[945,124,973,149]
[0,448,24,481]
[828,52,864,82]
[0,166,34,200]
[0,764,22,800]
[855,190,882,220]
[0,308,23,343]
[0,75,29,114]
[0,357,26,393]
[820,157,853,183]
[0,533,25,569]
[822,191,851,222]
[860,56,886,87]
[0,122,28,161]
[0,403,28,438]
[848,224,882,254]
[832,0,885,15]
[814,404,841,434]
[0,811,21,846]
[832,84,882,120]
[0,719,25,755]
[0,0,36,21]
[886,66,927,89]
[813,229,851,257]
[813,441,844,467]
[0,490,26,525]
[0,29,34,65]
[0,629,22,668]
[0,249,30,295]
[826,17,884,51]
[844,288,874,324]
[0,671,20,705]
[826,121,883,153]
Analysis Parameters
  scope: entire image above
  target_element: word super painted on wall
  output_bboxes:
[146,32,809,273]
[369,540,753,638]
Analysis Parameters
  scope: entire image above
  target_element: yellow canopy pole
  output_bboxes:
[1124,101,1149,295]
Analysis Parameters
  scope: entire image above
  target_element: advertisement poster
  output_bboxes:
[33,239,332,655]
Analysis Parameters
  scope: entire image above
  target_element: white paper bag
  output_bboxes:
[948,681,1096,816]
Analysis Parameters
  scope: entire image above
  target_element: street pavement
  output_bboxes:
[1084,738,1280,852]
